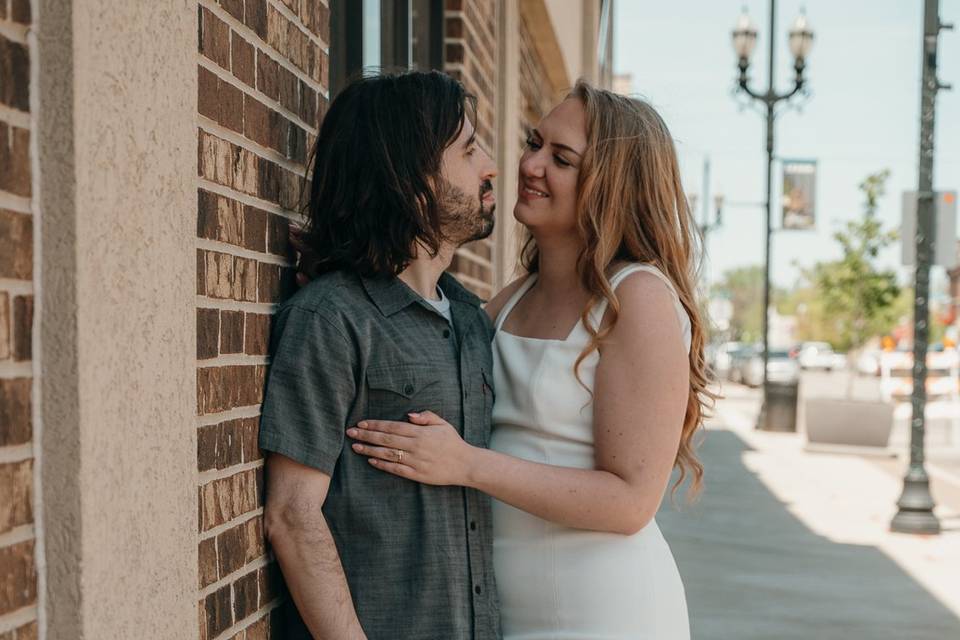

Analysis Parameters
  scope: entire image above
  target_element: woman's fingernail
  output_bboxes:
[358,422,368,429]
[408,412,420,418]
[369,458,378,465]
[352,443,362,451]
[347,428,357,436]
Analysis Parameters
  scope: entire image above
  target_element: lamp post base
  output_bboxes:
[891,473,941,534]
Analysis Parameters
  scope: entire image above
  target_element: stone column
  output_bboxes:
[37,0,197,636]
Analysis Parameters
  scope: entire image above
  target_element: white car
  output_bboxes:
[795,342,845,371]
[741,350,800,387]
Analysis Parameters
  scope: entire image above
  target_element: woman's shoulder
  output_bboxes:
[482,274,533,322]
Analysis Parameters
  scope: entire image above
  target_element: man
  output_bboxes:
[259,71,500,639]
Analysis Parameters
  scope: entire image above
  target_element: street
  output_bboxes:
[657,375,960,639]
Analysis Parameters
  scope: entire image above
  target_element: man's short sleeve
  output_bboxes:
[258,305,357,474]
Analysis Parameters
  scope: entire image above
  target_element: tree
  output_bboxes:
[801,170,900,354]
[714,265,786,343]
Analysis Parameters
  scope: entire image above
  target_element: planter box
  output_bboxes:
[803,397,895,451]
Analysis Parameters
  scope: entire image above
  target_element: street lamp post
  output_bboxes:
[891,0,952,535]
[731,1,813,430]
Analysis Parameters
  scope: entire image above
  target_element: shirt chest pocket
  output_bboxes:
[365,364,445,422]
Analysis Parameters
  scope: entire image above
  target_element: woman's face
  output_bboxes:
[514,97,587,238]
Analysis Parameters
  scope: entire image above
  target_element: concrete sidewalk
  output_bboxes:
[656,385,960,640]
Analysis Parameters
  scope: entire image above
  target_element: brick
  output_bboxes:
[277,167,304,211]
[0,292,9,360]
[278,66,298,114]
[197,307,219,360]
[199,537,219,588]
[198,599,207,640]
[199,480,229,531]
[445,0,462,9]
[242,514,265,562]
[219,79,245,134]
[198,423,220,471]
[242,206,267,253]
[244,0,268,39]
[0,621,38,640]
[234,146,260,197]
[298,0,316,33]
[0,35,29,111]
[198,131,236,190]
[237,467,260,514]
[204,584,233,638]
[10,0,30,23]
[446,42,464,63]
[244,313,269,356]
[257,263,281,303]
[197,248,207,295]
[446,17,463,38]
[220,310,244,354]
[0,210,32,279]
[257,160,280,204]
[197,365,263,414]
[0,378,31,446]
[198,190,244,246]
[258,562,282,607]
[285,122,306,163]
[255,51,280,100]
[297,80,317,126]
[240,416,261,462]
[0,540,36,615]
[198,65,220,121]
[233,569,260,621]
[244,617,269,640]
[243,94,271,149]
[0,124,31,197]
[267,214,291,257]
[0,460,33,534]
[12,295,31,361]
[200,7,231,70]
[217,520,247,576]
[200,251,257,302]
[220,0,244,22]
[231,32,255,87]
[266,5,288,57]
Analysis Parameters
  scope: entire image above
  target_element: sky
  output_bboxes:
[614,0,960,293]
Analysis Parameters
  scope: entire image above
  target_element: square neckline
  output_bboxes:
[496,274,585,344]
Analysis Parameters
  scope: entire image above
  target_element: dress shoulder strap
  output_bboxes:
[586,263,692,352]
[494,274,538,332]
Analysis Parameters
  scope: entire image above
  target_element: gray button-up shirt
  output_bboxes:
[259,269,500,640]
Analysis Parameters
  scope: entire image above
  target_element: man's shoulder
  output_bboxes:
[279,271,368,320]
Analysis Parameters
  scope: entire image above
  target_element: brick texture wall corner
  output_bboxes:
[195,1,328,638]
[444,0,497,300]
[0,2,39,638]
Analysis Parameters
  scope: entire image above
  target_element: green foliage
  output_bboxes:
[800,170,901,352]
[714,265,786,343]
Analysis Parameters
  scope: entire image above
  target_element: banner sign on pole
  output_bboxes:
[781,159,817,230]
[901,191,957,268]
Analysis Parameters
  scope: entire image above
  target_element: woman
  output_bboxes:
[348,81,712,638]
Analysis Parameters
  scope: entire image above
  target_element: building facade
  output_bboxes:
[0,1,613,637]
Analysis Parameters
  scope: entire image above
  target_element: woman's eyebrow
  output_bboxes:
[531,128,582,157]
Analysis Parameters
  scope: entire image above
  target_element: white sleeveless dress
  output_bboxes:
[490,263,692,639]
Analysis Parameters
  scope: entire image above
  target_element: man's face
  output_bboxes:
[436,116,498,245]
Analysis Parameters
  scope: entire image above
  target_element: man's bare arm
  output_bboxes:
[264,453,366,640]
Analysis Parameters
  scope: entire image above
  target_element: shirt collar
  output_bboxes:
[360,271,483,317]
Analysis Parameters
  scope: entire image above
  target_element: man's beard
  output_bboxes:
[436,178,496,246]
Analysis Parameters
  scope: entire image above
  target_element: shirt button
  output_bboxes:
[404,383,414,395]
[443,329,451,338]
[470,521,477,531]
[474,585,482,595]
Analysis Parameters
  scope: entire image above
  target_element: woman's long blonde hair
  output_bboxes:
[520,80,715,497]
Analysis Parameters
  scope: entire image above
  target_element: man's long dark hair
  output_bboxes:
[300,71,477,278]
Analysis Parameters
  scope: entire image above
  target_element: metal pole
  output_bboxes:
[757,0,777,427]
[891,0,944,534]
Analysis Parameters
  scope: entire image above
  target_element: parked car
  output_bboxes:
[727,345,758,384]
[709,341,743,380]
[793,341,846,371]
[740,349,800,387]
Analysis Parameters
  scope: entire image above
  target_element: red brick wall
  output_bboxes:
[0,1,39,638]
[444,0,497,298]
[195,1,328,638]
